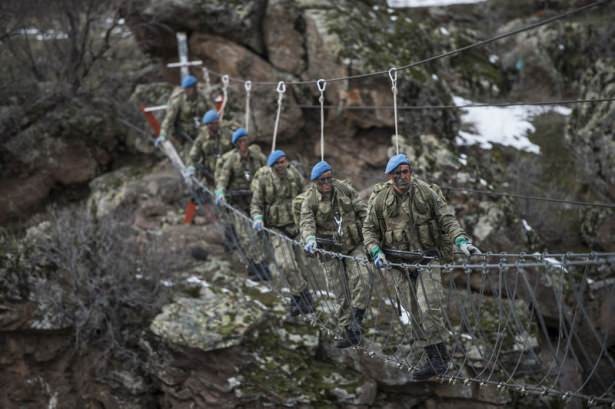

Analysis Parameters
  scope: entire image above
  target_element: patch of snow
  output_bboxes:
[459,153,467,166]
[440,27,450,36]
[432,74,439,81]
[186,275,209,287]
[479,178,487,186]
[390,15,398,21]
[521,219,533,232]
[453,96,572,154]
[160,279,173,287]
[400,307,413,325]
[388,0,486,7]
[489,54,499,64]
[20,28,68,41]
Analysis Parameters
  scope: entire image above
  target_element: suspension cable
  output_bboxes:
[271,81,286,152]
[317,79,327,161]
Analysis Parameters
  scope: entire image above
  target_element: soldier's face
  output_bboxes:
[316,171,333,193]
[274,156,288,174]
[185,86,197,100]
[389,164,412,192]
[237,138,248,155]
[207,121,219,133]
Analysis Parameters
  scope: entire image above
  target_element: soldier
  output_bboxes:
[156,74,210,149]
[250,150,315,317]
[187,109,233,186]
[300,161,371,348]
[363,153,481,380]
[215,128,269,281]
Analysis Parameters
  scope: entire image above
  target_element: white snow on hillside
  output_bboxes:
[454,96,572,154]
[388,0,486,7]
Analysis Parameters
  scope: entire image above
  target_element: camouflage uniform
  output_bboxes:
[250,165,307,294]
[188,125,234,185]
[363,178,465,348]
[160,88,210,147]
[300,179,371,329]
[216,145,267,263]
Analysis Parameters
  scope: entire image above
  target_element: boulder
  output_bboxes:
[189,33,304,143]
[150,288,266,351]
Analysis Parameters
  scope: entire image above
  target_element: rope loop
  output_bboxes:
[388,67,397,89]
[277,80,286,94]
[317,78,327,93]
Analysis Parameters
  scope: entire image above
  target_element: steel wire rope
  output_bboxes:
[456,263,511,382]
[201,0,607,86]
[515,261,611,401]
[119,108,615,402]
[565,259,615,390]
[572,259,615,395]
[500,263,550,388]
[436,266,476,384]
[293,96,615,111]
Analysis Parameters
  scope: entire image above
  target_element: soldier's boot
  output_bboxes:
[254,262,272,281]
[247,262,271,282]
[298,289,316,314]
[289,289,315,317]
[412,343,449,381]
[336,308,365,349]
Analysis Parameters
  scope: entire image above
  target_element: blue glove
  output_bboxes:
[252,215,263,232]
[215,190,225,206]
[154,132,167,147]
[304,236,317,255]
[455,236,482,256]
[370,245,388,269]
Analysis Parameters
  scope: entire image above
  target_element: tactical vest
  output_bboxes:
[173,92,209,139]
[371,179,454,261]
[302,179,363,251]
[255,165,303,232]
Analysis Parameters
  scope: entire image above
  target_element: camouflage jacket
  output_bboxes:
[188,125,233,182]
[363,178,465,261]
[300,179,367,253]
[216,145,266,210]
[160,88,210,141]
[250,165,304,235]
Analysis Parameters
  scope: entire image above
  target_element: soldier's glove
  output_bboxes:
[155,132,167,147]
[304,236,317,255]
[455,236,482,257]
[214,189,225,206]
[181,166,195,183]
[252,215,264,232]
[370,246,388,269]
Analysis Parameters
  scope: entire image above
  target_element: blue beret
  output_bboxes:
[181,74,198,89]
[232,128,248,145]
[267,150,286,167]
[202,109,220,125]
[385,154,411,174]
[310,160,332,181]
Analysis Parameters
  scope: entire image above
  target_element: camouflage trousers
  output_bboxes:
[270,230,308,295]
[225,209,264,265]
[319,247,371,328]
[383,264,446,348]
